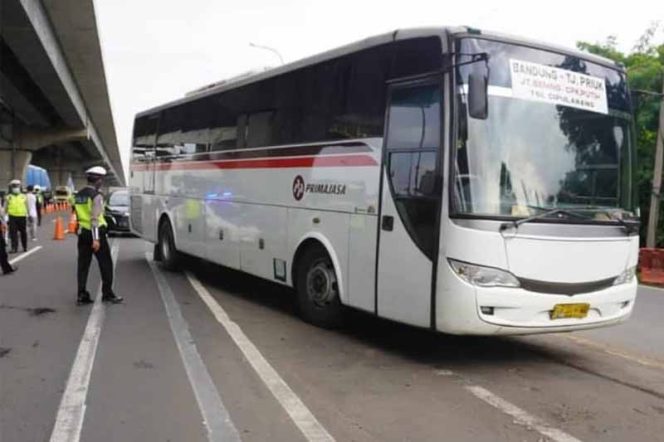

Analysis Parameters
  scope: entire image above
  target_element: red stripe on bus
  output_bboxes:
[131,154,377,171]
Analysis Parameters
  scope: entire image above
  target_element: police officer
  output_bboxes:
[74,167,122,305]
[0,203,17,275]
[6,180,28,253]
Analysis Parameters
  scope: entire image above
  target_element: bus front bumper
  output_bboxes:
[436,265,637,336]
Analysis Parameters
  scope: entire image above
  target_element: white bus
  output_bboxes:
[130,27,640,335]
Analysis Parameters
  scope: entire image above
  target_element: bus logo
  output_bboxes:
[293,175,305,201]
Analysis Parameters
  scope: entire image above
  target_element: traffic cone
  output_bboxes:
[53,217,65,240]
[68,213,78,234]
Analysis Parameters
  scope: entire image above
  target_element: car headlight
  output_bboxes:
[613,266,636,285]
[448,259,520,288]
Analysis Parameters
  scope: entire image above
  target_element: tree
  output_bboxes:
[577,24,664,245]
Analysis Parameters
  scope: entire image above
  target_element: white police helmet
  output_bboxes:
[9,179,21,186]
[34,185,40,191]
[85,166,107,177]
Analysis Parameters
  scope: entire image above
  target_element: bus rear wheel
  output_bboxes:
[295,245,343,328]
[158,219,179,271]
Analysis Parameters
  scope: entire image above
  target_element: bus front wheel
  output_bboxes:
[295,245,343,328]
[158,220,179,271]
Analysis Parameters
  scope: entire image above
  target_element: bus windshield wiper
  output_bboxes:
[499,207,591,232]
[575,206,640,235]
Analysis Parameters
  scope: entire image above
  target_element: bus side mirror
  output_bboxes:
[468,73,488,120]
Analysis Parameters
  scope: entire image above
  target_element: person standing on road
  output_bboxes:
[26,185,38,241]
[6,180,29,253]
[0,204,17,275]
[35,185,44,226]
[73,167,123,305]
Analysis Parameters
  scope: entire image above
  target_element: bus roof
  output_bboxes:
[136,26,623,118]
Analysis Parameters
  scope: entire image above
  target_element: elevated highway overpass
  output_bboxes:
[0,0,123,188]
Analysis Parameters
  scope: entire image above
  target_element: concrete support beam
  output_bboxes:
[15,127,87,151]
[0,149,32,184]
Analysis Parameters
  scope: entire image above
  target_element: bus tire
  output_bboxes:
[295,244,344,328]
[158,219,179,271]
[153,242,163,262]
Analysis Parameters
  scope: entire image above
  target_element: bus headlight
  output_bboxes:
[613,266,636,285]
[448,259,520,288]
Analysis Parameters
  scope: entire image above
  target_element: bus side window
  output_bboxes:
[132,113,159,162]
[246,110,275,148]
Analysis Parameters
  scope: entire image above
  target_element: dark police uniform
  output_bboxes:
[74,186,118,304]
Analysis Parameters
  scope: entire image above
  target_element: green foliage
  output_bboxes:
[577,24,663,245]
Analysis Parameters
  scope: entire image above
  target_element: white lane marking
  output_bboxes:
[562,334,664,370]
[639,284,664,292]
[146,254,240,442]
[49,242,119,442]
[186,271,335,442]
[8,246,43,265]
[466,385,582,442]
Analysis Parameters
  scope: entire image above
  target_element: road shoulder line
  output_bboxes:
[9,245,43,265]
[146,254,240,442]
[185,270,335,442]
[562,334,664,370]
[49,242,119,442]
[465,385,582,442]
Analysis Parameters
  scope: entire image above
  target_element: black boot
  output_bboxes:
[2,265,16,275]
[102,292,123,304]
[77,291,93,305]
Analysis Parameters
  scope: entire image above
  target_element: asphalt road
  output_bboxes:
[1,215,664,442]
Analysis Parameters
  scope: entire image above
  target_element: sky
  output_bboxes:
[94,0,664,180]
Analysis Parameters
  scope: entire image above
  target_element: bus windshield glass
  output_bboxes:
[453,38,636,221]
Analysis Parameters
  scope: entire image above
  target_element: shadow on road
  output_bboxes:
[176,255,574,370]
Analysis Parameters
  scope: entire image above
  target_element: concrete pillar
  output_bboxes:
[73,176,88,190]
[49,168,74,187]
[0,149,33,186]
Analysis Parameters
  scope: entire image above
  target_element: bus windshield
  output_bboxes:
[453,38,636,221]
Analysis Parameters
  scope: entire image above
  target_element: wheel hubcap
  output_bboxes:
[306,262,337,307]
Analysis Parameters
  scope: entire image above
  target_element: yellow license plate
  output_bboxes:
[550,303,590,320]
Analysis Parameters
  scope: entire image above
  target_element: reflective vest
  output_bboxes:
[74,187,107,230]
[7,193,28,217]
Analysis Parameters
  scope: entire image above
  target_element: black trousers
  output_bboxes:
[8,216,27,252]
[0,230,13,273]
[77,228,114,296]
[36,204,42,226]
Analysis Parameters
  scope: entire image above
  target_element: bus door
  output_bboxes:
[376,79,443,328]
